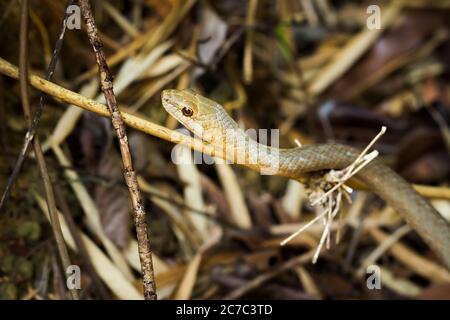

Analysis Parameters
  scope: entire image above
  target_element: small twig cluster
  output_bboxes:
[281,127,387,263]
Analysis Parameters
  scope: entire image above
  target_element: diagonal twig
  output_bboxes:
[0,0,74,211]
[77,0,157,300]
[17,0,79,300]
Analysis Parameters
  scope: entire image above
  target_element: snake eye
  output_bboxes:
[182,107,194,117]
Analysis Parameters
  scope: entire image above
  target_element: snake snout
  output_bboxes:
[161,89,174,103]
[161,90,179,113]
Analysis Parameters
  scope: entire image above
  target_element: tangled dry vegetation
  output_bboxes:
[1,0,450,300]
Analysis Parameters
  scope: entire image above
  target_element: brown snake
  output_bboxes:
[162,89,450,269]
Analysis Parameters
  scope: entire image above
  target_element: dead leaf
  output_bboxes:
[95,147,130,249]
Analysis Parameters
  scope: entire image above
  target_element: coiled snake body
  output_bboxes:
[162,89,450,269]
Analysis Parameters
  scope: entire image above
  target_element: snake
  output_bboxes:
[162,89,450,269]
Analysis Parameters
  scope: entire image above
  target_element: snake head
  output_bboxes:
[162,89,233,144]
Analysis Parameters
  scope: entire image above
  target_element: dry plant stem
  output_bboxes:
[0,76,5,148]
[78,0,156,300]
[0,57,213,154]
[243,0,258,83]
[18,0,79,300]
[224,250,314,299]
[0,0,73,211]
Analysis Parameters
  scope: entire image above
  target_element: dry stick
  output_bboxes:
[17,0,79,300]
[0,57,215,156]
[243,0,258,84]
[224,250,314,300]
[77,0,156,300]
[0,76,5,148]
[0,0,73,211]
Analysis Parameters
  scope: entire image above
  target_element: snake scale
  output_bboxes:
[162,89,450,269]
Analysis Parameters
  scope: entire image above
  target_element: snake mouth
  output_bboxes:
[161,100,176,114]
[161,100,182,123]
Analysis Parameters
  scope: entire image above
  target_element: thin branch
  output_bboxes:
[0,0,73,211]
[18,0,79,300]
[77,0,156,300]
